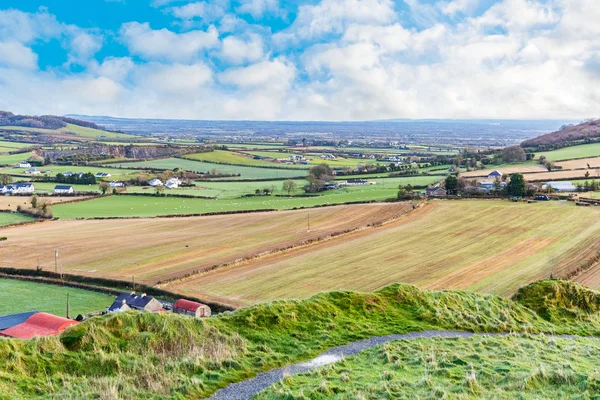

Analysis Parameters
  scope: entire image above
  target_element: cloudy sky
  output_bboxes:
[0,0,597,121]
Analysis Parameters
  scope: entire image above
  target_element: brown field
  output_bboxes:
[523,169,598,181]
[168,200,600,307]
[0,196,93,211]
[461,164,546,178]
[555,157,600,170]
[0,203,412,284]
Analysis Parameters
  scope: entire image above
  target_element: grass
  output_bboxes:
[184,150,307,168]
[0,212,34,227]
[0,203,410,285]
[108,158,306,180]
[64,123,137,139]
[258,335,600,399]
[0,152,33,166]
[1,280,600,398]
[2,164,139,180]
[0,140,35,150]
[0,278,113,316]
[174,200,600,306]
[539,143,600,161]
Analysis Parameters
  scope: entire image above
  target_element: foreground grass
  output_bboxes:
[0,278,113,316]
[258,335,600,399]
[1,281,600,399]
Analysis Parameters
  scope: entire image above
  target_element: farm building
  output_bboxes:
[95,172,111,178]
[165,178,181,189]
[426,187,447,197]
[54,185,74,194]
[479,181,507,190]
[148,178,163,187]
[173,299,211,318]
[24,168,40,175]
[0,311,39,331]
[543,181,577,192]
[107,292,164,313]
[487,170,503,180]
[109,181,124,188]
[17,162,31,168]
[0,312,78,339]
[345,179,373,186]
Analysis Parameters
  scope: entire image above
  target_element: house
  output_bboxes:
[320,154,336,160]
[95,172,111,178]
[479,181,506,190]
[487,170,503,180]
[24,168,40,175]
[17,162,31,168]
[108,181,124,188]
[4,183,35,194]
[148,178,163,187]
[289,155,305,161]
[107,292,164,313]
[54,185,74,194]
[165,178,181,189]
[345,179,371,186]
[0,311,39,331]
[0,312,78,339]
[543,181,576,192]
[426,187,447,197]
[173,299,211,318]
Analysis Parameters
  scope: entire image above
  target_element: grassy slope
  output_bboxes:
[538,143,600,161]
[0,152,33,166]
[178,200,600,306]
[0,278,113,316]
[258,335,600,399]
[183,150,308,168]
[0,212,34,227]
[3,281,600,399]
[64,123,136,139]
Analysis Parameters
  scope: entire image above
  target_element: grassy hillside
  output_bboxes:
[1,280,600,399]
[538,142,600,161]
[175,200,600,306]
[64,123,136,139]
[258,335,600,399]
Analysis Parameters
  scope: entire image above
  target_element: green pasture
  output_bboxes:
[0,212,35,227]
[0,278,113,316]
[538,143,600,161]
[0,152,34,166]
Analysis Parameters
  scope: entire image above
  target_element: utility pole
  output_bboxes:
[54,250,58,274]
[66,292,70,319]
[132,276,135,292]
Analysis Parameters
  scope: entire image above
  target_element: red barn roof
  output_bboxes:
[1,312,78,339]
[174,299,202,313]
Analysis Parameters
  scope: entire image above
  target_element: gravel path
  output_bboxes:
[208,330,488,400]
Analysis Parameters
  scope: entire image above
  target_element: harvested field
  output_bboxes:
[555,157,600,170]
[0,196,94,211]
[461,164,546,178]
[170,200,600,307]
[0,203,413,285]
[523,169,598,181]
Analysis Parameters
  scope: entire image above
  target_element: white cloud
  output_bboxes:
[274,0,396,43]
[238,0,280,18]
[219,58,295,88]
[89,57,136,81]
[440,0,480,17]
[120,22,219,61]
[220,34,264,64]
[169,1,229,23]
[136,63,213,93]
[0,41,38,69]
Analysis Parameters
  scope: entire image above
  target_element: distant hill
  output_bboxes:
[0,110,102,131]
[522,119,600,149]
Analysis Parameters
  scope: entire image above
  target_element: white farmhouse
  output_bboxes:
[148,178,163,187]
[109,181,125,188]
[54,185,74,194]
[17,162,31,168]
[165,178,181,189]
[24,168,41,175]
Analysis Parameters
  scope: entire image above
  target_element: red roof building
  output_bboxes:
[173,299,211,318]
[0,312,78,339]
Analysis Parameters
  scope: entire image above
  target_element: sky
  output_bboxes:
[0,0,597,121]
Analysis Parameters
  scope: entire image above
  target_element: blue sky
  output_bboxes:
[0,0,597,121]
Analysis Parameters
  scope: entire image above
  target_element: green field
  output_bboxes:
[258,335,600,399]
[2,164,138,180]
[0,140,35,150]
[0,278,113,316]
[0,124,136,140]
[109,158,307,179]
[184,150,304,168]
[0,212,35,227]
[0,152,33,166]
[539,143,600,161]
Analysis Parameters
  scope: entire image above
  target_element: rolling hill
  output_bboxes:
[522,119,600,149]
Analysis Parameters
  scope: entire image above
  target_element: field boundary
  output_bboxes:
[157,201,427,291]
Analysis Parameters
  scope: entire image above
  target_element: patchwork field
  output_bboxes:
[0,278,113,316]
[0,203,412,284]
[169,200,600,306]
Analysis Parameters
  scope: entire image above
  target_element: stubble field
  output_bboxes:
[169,200,600,306]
